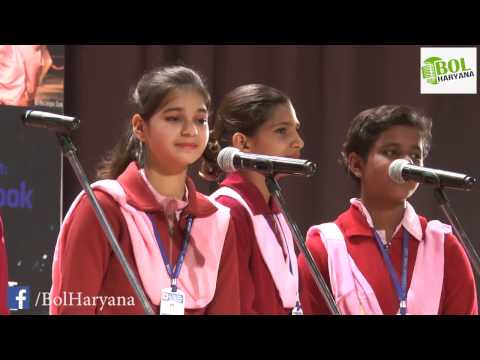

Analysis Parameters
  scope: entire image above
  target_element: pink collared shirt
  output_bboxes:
[349,198,423,245]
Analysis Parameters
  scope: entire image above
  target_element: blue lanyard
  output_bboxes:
[372,228,409,315]
[147,213,194,292]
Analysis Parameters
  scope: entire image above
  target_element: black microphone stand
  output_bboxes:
[56,134,155,315]
[265,175,341,315]
[433,186,480,278]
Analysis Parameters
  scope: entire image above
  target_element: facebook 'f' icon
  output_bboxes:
[8,286,30,311]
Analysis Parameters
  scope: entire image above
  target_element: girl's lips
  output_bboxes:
[175,143,198,149]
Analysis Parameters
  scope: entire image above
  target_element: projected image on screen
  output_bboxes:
[0,45,64,109]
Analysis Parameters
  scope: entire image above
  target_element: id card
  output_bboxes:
[292,307,303,315]
[159,287,185,315]
[292,301,303,315]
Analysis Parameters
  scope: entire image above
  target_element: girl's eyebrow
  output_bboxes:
[163,107,208,113]
[380,142,401,148]
[163,107,184,113]
[381,142,422,151]
[269,120,299,128]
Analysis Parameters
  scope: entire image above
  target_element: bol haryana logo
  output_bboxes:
[422,56,474,85]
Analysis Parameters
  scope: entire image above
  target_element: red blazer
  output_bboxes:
[215,172,292,315]
[299,205,478,315]
[52,162,241,314]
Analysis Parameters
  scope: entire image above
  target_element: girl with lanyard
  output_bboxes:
[299,105,478,315]
[201,84,304,315]
[50,66,241,315]
[0,213,8,314]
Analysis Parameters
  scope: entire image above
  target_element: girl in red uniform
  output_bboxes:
[299,105,478,315]
[50,65,240,315]
[201,84,305,314]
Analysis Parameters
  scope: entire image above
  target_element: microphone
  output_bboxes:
[217,146,317,177]
[388,159,476,190]
[22,110,80,134]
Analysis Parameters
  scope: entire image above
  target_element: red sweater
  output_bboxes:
[0,214,8,315]
[298,204,478,315]
[53,162,240,314]
[215,172,292,315]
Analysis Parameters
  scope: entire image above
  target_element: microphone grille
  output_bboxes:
[217,147,240,173]
[388,159,410,184]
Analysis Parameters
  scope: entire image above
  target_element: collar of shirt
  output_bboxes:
[139,169,188,221]
[116,162,218,219]
[345,198,423,244]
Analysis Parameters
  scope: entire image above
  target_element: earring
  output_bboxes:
[137,141,145,168]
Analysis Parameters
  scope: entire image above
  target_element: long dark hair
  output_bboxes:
[200,84,291,182]
[96,65,211,180]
